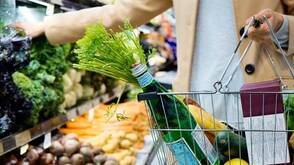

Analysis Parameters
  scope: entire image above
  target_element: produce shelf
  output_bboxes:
[0,86,123,157]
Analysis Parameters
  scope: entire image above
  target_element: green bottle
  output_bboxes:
[132,64,219,165]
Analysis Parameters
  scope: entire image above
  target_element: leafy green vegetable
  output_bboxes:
[24,37,71,83]
[12,37,71,125]
[74,22,146,85]
[284,94,294,130]
[0,20,4,36]
[12,72,44,125]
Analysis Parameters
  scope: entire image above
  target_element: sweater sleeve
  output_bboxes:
[281,0,294,55]
[43,0,172,44]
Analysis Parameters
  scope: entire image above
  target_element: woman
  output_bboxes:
[14,0,294,124]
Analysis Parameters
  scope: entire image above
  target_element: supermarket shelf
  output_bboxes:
[0,86,123,156]
[48,0,63,6]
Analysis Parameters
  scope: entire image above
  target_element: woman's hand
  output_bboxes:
[10,22,45,38]
[246,8,284,43]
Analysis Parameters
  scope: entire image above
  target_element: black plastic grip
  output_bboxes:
[239,19,262,38]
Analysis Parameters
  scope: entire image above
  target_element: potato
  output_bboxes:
[93,155,107,164]
[58,156,70,165]
[112,131,125,139]
[79,147,93,163]
[81,142,92,149]
[49,141,64,156]
[110,138,120,147]
[112,150,129,161]
[104,160,119,165]
[91,138,105,147]
[128,147,136,155]
[71,153,84,165]
[64,133,79,141]
[125,133,138,142]
[39,153,55,165]
[107,156,119,162]
[92,147,104,155]
[5,154,18,165]
[16,160,30,165]
[35,147,44,156]
[25,148,39,165]
[120,139,132,149]
[102,143,116,153]
[109,153,124,161]
[64,139,80,156]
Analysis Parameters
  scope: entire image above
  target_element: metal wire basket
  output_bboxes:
[140,90,294,165]
[138,16,294,165]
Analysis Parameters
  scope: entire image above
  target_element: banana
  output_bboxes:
[188,104,227,136]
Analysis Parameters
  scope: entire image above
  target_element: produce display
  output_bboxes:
[12,36,71,125]
[62,69,85,108]
[62,68,118,109]
[2,5,294,165]
[59,101,149,165]
[0,25,32,138]
[0,24,72,136]
[2,133,118,165]
[0,23,119,138]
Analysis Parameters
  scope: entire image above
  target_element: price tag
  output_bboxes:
[101,94,109,102]
[43,132,52,149]
[88,108,95,122]
[15,130,31,147]
[20,144,29,155]
[92,98,100,106]
[0,142,3,154]
[50,0,62,5]
[66,108,77,120]
[78,103,91,115]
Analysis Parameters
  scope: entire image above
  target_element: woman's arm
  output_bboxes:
[15,0,172,44]
[282,0,294,55]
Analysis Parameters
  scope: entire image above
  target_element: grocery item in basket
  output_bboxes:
[188,104,227,142]
[214,131,248,163]
[240,80,290,164]
[283,94,294,130]
[73,21,217,164]
[224,158,248,165]
[132,64,219,165]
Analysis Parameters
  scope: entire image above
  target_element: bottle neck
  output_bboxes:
[131,64,154,88]
[136,70,153,87]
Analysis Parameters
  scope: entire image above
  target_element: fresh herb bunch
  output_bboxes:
[74,22,146,85]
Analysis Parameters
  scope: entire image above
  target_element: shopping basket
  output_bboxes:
[138,16,294,165]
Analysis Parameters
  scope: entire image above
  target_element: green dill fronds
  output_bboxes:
[73,21,146,86]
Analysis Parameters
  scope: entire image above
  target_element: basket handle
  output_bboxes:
[214,17,257,91]
[214,16,294,91]
[263,16,294,78]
